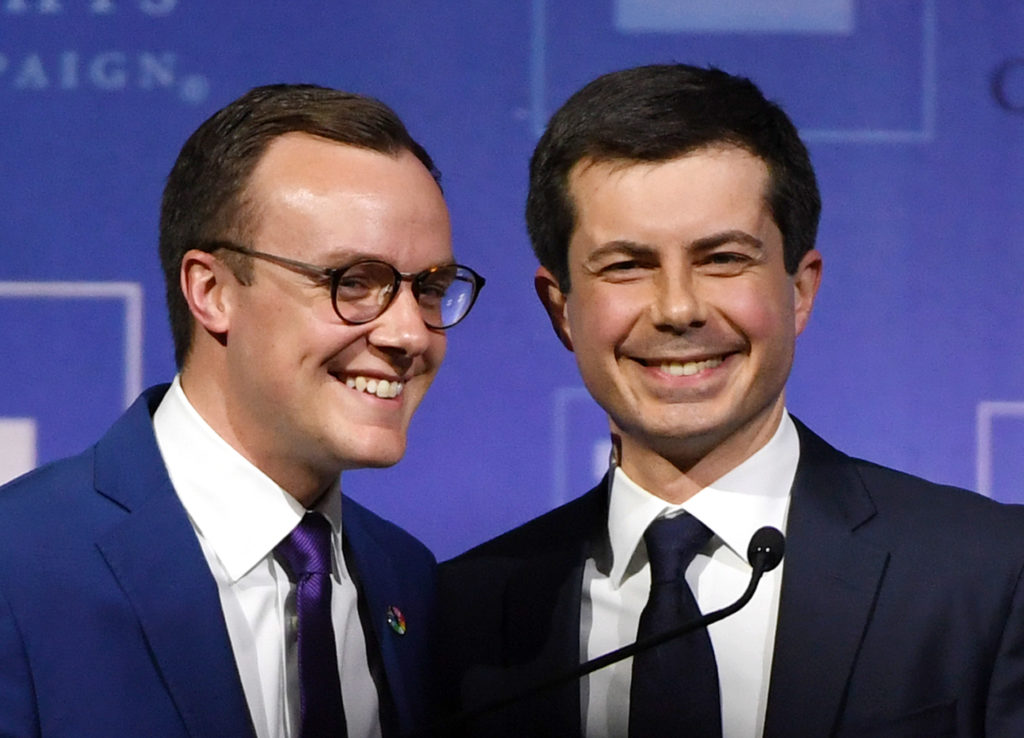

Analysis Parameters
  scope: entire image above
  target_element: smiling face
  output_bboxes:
[536,146,821,495]
[182,133,451,500]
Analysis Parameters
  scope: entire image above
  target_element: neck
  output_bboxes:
[614,401,786,504]
[178,367,338,509]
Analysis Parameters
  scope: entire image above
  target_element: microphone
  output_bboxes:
[430,526,785,735]
[748,525,786,575]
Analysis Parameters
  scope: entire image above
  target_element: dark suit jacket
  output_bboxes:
[0,385,437,738]
[439,420,1024,737]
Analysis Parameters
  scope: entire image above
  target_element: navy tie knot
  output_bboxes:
[631,512,721,737]
[644,513,713,586]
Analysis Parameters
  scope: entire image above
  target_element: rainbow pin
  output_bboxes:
[386,605,407,635]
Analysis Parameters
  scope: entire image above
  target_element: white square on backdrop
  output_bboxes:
[0,418,37,485]
[615,0,854,34]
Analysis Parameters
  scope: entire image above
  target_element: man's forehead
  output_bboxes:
[566,146,772,219]
[565,145,774,241]
[239,133,451,267]
[241,134,442,222]
[249,133,405,189]
[569,143,766,185]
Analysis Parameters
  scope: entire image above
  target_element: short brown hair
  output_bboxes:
[526,64,820,291]
[159,83,439,368]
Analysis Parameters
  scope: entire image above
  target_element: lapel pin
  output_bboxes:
[386,605,407,635]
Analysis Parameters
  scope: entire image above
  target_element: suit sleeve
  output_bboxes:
[0,584,40,737]
[986,556,1024,736]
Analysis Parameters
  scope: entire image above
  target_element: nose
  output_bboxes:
[649,270,706,331]
[366,282,436,356]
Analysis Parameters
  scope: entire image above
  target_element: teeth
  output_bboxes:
[660,357,723,376]
[344,375,403,398]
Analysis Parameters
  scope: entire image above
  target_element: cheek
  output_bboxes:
[425,334,447,372]
[566,288,641,354]
[713,279,795,343]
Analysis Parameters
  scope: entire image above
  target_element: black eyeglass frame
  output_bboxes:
[205,241,485,329]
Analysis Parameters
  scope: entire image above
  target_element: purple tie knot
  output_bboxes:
[276,513,333,580]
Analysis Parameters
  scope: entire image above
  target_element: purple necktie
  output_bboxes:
[629,513,721,738]
[275,512,347,738]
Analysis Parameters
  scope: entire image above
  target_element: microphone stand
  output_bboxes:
[420,526,785,736]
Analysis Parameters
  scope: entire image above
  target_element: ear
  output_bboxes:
[791,248,822,337]
[180,249,234,338]
[535,266,574,352]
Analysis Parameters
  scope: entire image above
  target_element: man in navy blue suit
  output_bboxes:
[440,64,1024,737]
[0,84,484,737]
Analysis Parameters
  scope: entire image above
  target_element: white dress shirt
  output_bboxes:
[582,411,799,738]
[153,376,381,738]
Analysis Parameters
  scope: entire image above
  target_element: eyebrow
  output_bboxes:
[690,230,765,252]
[585,230,764,262]
[319,248,379,266]
[583,241,659,261]
[318,248,459,273]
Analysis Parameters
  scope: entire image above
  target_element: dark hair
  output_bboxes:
[526,64,820,290]
[160,83,440,368]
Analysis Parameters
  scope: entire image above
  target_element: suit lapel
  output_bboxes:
[93,388,253,738]
[501,540,588,734]
[762,421,889,738]
[342,496,435,737]
[498,482,608,736]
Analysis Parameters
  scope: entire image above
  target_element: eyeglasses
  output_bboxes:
[211,242,485,329]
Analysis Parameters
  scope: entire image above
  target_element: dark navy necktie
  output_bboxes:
[629,514,722,738]
[275,512,348,738]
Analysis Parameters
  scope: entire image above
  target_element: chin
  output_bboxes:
[356,454,404,469]
[339,437,407,470]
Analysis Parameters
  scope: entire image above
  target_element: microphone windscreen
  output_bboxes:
[747,526,785,572]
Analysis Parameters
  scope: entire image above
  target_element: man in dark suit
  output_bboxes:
[0,84,485,737]
[439,64,1024,737]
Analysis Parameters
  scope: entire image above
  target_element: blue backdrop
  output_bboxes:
[3,0,1024,560]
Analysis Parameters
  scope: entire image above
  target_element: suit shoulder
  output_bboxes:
[0,386,168,521]
[838,455,1024,561]
[851,456,1020,525]
[795,418,1023,533]
[343,494,436,567]
[444,485,605,567]
[0,446,95,517]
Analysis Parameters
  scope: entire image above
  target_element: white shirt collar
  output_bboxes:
[606,410,799,587]
[152,376,342,583]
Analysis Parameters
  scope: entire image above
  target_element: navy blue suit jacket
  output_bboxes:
[439,420,1024,737]
[0,386,437,737]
